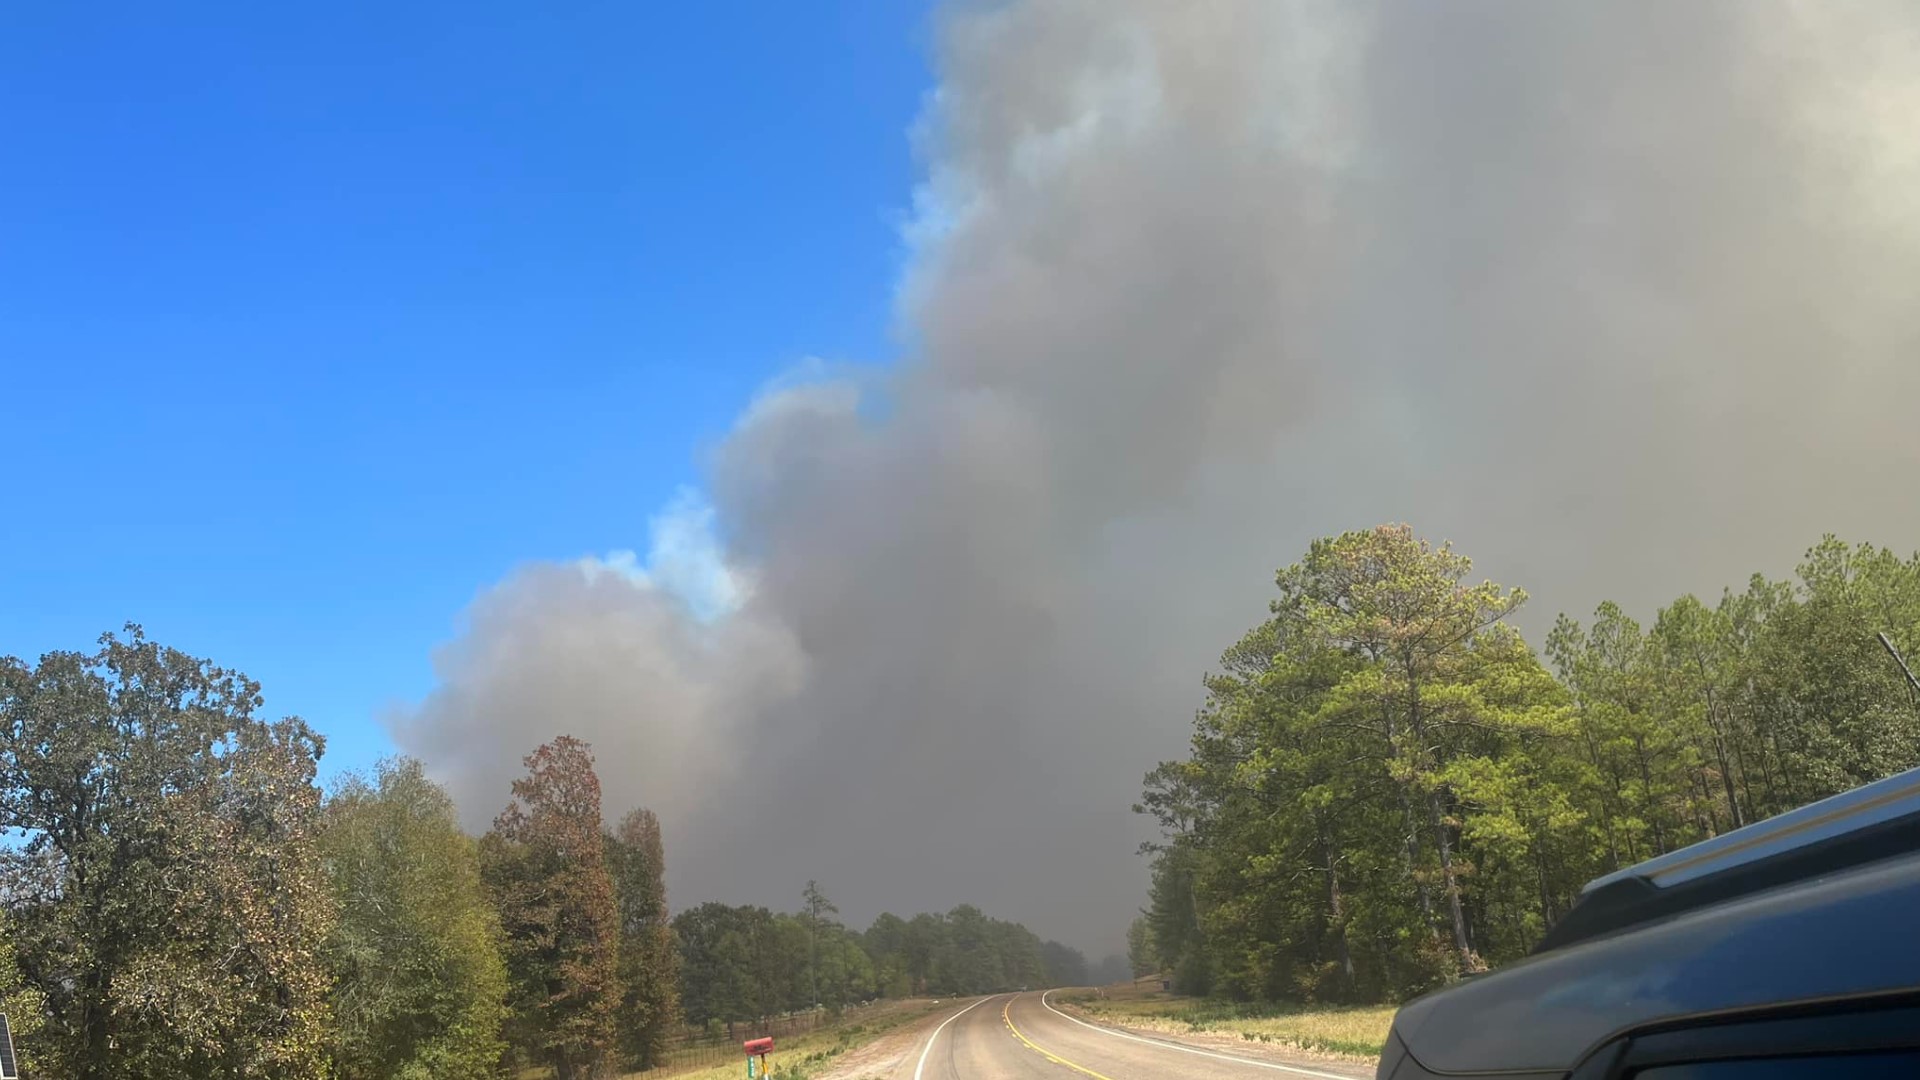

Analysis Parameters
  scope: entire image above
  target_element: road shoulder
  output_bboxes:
[817,998,986,1080]
[1044,992,1378,1079]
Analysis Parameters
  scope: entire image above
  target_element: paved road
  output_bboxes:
[895,991,1374,1080]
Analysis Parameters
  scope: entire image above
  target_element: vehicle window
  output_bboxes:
[1637,1051,1920,1078]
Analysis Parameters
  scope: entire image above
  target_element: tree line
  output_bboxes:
[673,899,1088,1034]
[0,627,1089,1079]
[1133,526,1920,1005]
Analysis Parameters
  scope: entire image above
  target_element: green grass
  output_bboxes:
[1055,987,1393,1060]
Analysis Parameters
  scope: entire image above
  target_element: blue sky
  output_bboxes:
[0,1,933,781]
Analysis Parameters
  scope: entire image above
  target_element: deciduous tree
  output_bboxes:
[0,627,333,1080]
[322,758,508,1080]
[1124,916,1156,978]
[483,736,621,1080]
[606,808,679,1069]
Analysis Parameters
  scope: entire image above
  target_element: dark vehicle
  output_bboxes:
[1377,764,1920,1078]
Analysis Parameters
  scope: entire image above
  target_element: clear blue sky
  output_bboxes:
[0,1,932,781]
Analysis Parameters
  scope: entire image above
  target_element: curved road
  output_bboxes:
[896,992,1374,1080]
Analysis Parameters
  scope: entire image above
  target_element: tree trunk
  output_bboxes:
[79,907,109,1080]
[1729,713,1759,820]
[1425,789,1474,970]
[81,990,107,1080]
[1700,675,1745,829]
[1522,800,1557,930]
[1402,788,1435,925]
[1406,665,1471,971]
[1752,722,1781,819]
[1320,827,1356,997]
[1630,731,1668,852]
[1384,707,1438,929]
[1535,841,1556,929]
[1579,723,1626,868]
[1687,734,1723,837]
[1770,724,1801,809]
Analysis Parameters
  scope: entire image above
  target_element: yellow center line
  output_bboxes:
[1002,994,1121,1080]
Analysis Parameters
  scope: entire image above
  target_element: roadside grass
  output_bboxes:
[626,999,947,1080]
[1053,983,1393,1060]
[515,998,948,1080]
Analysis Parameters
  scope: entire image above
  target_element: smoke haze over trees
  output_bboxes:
[3,521,1917,1069]
[390,0,1920,956]
[674,897,1088,1031]
[17,0,1920,1072]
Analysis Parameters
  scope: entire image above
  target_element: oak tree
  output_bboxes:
[0,627,333,1080]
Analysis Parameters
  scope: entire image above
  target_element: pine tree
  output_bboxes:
[1136,528,1920,1006]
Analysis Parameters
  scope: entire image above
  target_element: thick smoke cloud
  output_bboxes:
[391,1,1920,954]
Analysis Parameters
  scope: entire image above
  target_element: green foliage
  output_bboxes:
[321,757,508,1080]
[0,626,333,1080]
[1142,529,1920,1006]
[672,902,819,1025]
[1039,940,1089,987]
[1146,847,1212,995]
[0,917,46,1076]
[862,913,914,998]
[1125,916,1157,978]
[14,530,1909,1066]
[606,808,681,1069]
[482,736,622,1080]
[858,905,1049,996]
[674,899,1062,1027]
[801,880,841,1012]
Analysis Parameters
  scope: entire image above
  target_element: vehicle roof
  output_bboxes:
[1391,850,1920,1074]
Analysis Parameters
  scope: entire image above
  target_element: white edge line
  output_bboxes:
[913,994,997,1080]
[1038,990,1359,1080]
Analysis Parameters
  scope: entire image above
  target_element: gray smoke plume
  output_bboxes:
[391,0,1920,955]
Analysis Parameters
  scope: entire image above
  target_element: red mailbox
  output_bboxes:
[743,1037,774,1057]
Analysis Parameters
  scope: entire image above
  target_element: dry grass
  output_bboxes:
[515,999,948,1080]
[1054,983,1394,1061]
[618,999,948,1080]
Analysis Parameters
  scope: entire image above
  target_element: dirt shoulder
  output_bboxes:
[811,999,971,1080]
[1050,984,1387,1072]
[631,999,951,1080]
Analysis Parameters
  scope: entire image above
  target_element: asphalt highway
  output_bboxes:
[895,991,1375,1080]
